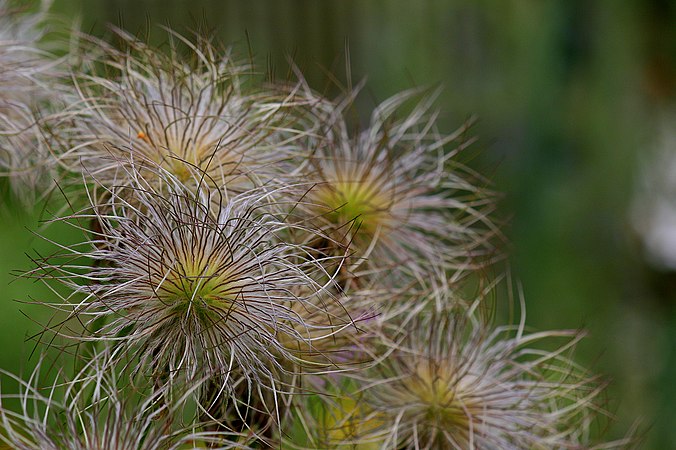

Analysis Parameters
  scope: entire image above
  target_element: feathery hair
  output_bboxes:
[0,356,256,450]
[309,308,609,449]
[286,85,501,287]
[58,27,305,199]
[28,169,357,428]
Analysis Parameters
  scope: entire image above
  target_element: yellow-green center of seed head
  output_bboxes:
[322,396,383,449]
[138,131,238,184]
[156,254,238,315]
[314,180,391,237]
[165,156,194,183]
[163,142,210,183]
[406,363,471,430]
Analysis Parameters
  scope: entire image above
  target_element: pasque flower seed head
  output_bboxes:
[29,169,356,414]
[338,310,607,449]
[0,355,257,450]
[288,86,501,285]
[60,28,302,198]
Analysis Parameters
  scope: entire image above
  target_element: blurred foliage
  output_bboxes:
[1,0,675,447]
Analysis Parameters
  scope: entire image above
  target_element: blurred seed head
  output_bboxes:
[631,112,676,270]
[283,390,382,450]
[0,0,72,205]
[0,105,57,206]
[0,0,55,110]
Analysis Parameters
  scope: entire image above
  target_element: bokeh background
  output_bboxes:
[1,0,675,447]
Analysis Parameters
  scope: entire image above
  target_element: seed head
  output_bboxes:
[60,28,302,198]
[334,310,608,449]
[289,86,500,285]
[29,170,355,419]
[0,0,69,205]
[0,357,256,450]
[0,0,56,110]
[0,106,57,205]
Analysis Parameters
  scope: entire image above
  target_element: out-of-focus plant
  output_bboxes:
[0,0,69,205]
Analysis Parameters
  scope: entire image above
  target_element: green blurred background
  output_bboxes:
[2,0,676,447]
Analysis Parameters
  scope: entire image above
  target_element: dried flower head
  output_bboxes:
[60,28,302,198]
[288,86,500,285]
[317,308,610,450]
[29,169,355,424]
[0,357,255,450]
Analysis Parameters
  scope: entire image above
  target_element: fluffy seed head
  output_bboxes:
[0,0,53,110]
[30,171,355,409]
[290,86,500,285]
[330,309,607,449]
[0,106,57,205]
[0,358,256,450]
[60,28,301,197]
[0,1,68,204]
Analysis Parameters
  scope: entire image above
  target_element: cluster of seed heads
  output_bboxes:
[0,1,639,449]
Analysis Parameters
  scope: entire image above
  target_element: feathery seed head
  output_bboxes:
[0,358,255,450]
[0,106,57,205]
[0,1,69,204]
[291,87,500,285]
[31,171,355,413]
[0,0,52,110]
[281,384,382,449]
[62,28,299,197]
[311,177,393,240]
[340,310,606,450]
